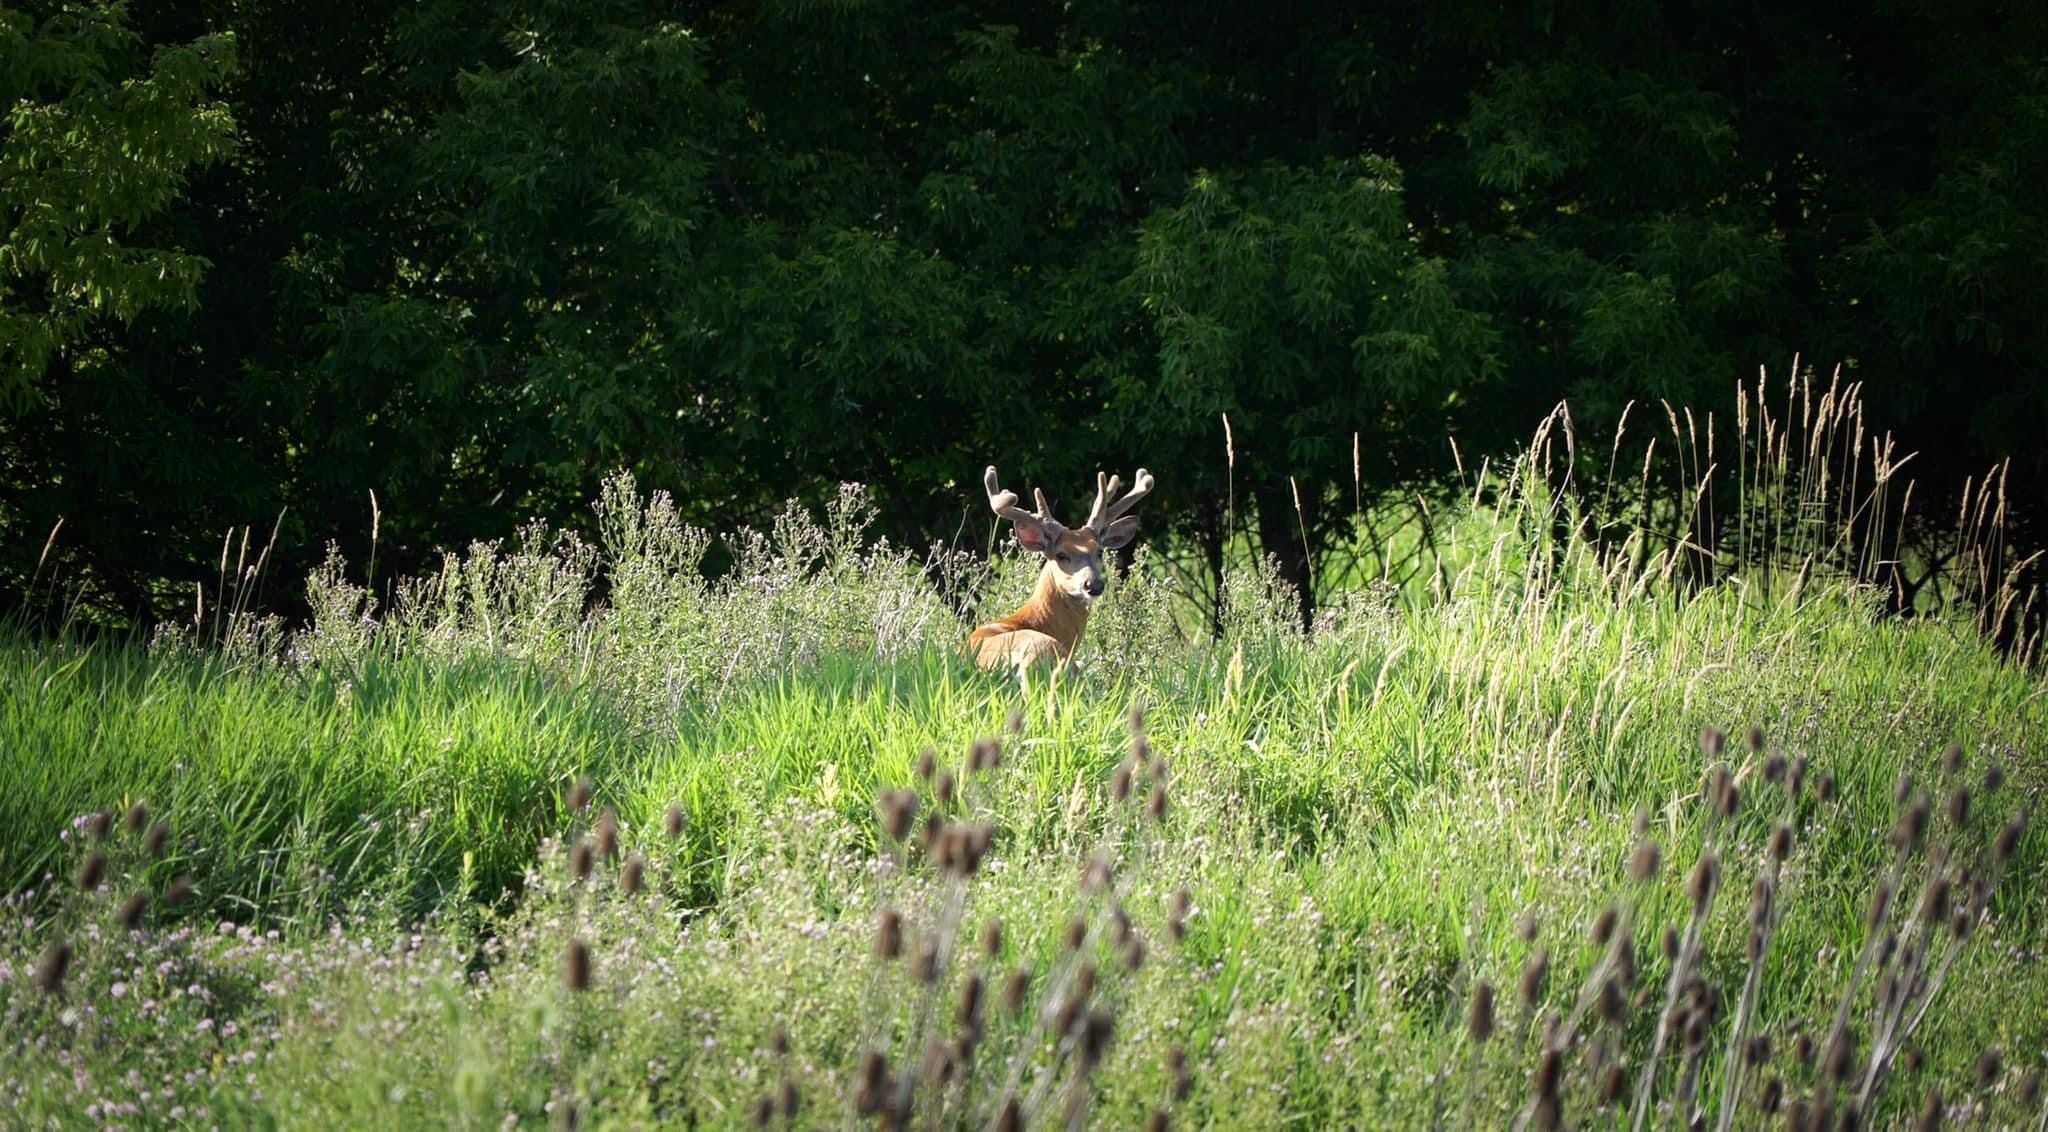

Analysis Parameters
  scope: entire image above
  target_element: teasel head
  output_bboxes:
[1914,1089,1942,1132]
[1078,1010,1116,1070]
[143,821,170,860]
[85,810,113,842]
[34,937,72,994]
[1817,772,1838,803]
[1591,903,1619,946]
[1940,743,1965,779]
[1661,925,1681,962]
[116,891,149,931]
[770,1025,790,1057]
[1147,782,1170,822]
[1001,967,1030,1013]
[1787,755,1809,800]
[620,853,646,896]
[1716,776,1741,820]
[1168,888,1192,942]
[1769,822,1794,862]
[1704,763,1732,812]
[1688,854,1721,913]
[980,918,1003,958]
[1760,1077,1782,1116]
[1866,881,1894,932]
[1700,727,1726,757]
[1515,911,1540,942]
[970,737,1001,774]
[74,849,107,892]
[878,789,917,843]
[958,974,984,1031]
[566,776,593,814]
[1895,771,1916,807]
[777,1081,800,1122]
[164,874,194,907]
[1081,855,1111,895]
[561,937,591,992]
[1147,1110,1171,1132]
[1981,762,2004,794]
[1111,761,1134,804]
[1994,813,2025,864]
[1629,839,1661,883]
[1746,1034,1772,1067]
[875,908,903,960]
[568,836,594,881]
[1745,724,1765,753]
[915,747,936,782]
[912,934,941,984]
[1467,981,1496,1044]
[1894,794,1931,852]
[124,801,150,836]
[934,769,956,806]
[1974,1046,2001,1090]
[1919,876,1951,925]
[854,1051,888,1115]
[1763,753,1787,784]
[1534,1048,1563,1101]
[1122,935,1147,973]
[1519,947,1550,1007]
[748,1093,773,1128]
[1824,1025,1856,1082]
[1597,977,1628,1029]
[663,803,686,840]
[594,807,620,860]
[1750,875,1774,929]
[1599,1062,1627,1105]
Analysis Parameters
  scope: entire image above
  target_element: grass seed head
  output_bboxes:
[1467,981,1496,1043]
[34,937,72,994]
[1519,948,1550,1007]
[1974,1046,2001,1090]
[875,908,903,960]
[1591,903,1618,946]
[561,938,591,992]
[75,849,107,891]
[1629,840,1661,882]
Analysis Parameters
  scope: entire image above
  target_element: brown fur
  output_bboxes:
[968,558,1099,672]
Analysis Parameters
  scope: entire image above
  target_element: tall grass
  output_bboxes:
[1,389,2042,1128]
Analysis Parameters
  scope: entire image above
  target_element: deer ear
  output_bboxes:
[1013,523,1054,554]
[1098,515,1140,549]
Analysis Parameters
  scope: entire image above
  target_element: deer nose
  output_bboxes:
[1085,576,1105,597]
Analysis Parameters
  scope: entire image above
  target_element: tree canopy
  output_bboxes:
[3,0,2043,624]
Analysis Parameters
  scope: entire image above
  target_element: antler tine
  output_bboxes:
[984,465,1062,531]
[1088,467,1154,531]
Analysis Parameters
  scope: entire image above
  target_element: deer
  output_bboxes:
[968,464,1154,674]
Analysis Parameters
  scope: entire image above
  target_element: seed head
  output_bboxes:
[663,803,686,839]
[123,801,149,835]
[1598,977,1627,1028]
[85,810,112,841]
[1466,981,1496,1043]
[958,974,984,1029]
[1919,877,1951,925]
[1717,778,1741,819]
[1704,764,1731,812]
[593,807,619,860]
[568,837,594,881]
[1081,856,1110,895]
[1769,823,1794,862]
[1915,1089,1942,1132]
[1982,763,2005,793]
[993,1097,1021,1132]
[74,850,107,891]
[777,1081,800,1120]
[1002,967,1030,1013]
[34,938,72,994]
[913,935,940,983]
[1824,1026,1856,1082]
[1534,1048,1563,1099]
[1582,1063,1617,1105]
[1688,855,1721,913]
[1817,772,1838,803]
[1700,728,1726,756]
[620,853,646,896]
[1994,814,2024,864]
[1007,707,1025,735]
[1111,763,1134,803]
[915,748,936,781]
[875,908,903,960]
[1591,903,1619,946]
[2020,1068,2043,1105]
[1867,882,1894,932]
[749,1093,773,1127]
[1763,753,1787,783]
[1662,925,1681,962]
[1760,1077,1782,1115]
[1895,771,1916,807]
[116,891,149,931]
[1750,876,1774,929]
[1147,782,1170,821]
[770,1026,790,1056]
[164,875,194,906]
[1894,795,1931,852]
[1746,1035,1772,1066]
[1629,840,1661,882]
[1794,1032,1815,1065]
[1787,755,1809,799]
[1974,1046,2001,1090]
[561,938,591,992]
[935,770,956,805]
[1148,1110,1171,1132]
[981,918,1003,957]
[1515,911,1540,942]
[1079,1010,1115,1067]
[566,776,593,814]
[143,821,170,859]
[855,1051,887,1115]
[1519,948,1550,1007]
[1941,743,1965,778]
[970,738,1001,773]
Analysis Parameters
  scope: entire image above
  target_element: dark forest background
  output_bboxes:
[4,0,2045,628]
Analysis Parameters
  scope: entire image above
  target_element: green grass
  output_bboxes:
[1,462,2044,1128]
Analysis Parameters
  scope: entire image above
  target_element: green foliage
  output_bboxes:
[0,1,237,405]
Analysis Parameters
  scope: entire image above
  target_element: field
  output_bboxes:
[2,437,2044,1129]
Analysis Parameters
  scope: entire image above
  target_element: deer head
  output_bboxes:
[982,464,1154,607]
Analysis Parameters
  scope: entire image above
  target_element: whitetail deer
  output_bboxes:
[969,464,1154,673]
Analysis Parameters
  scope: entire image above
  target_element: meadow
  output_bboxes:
[1,390,2044,1129]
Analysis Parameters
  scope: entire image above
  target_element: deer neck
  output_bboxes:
[1010,562,1094,652]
